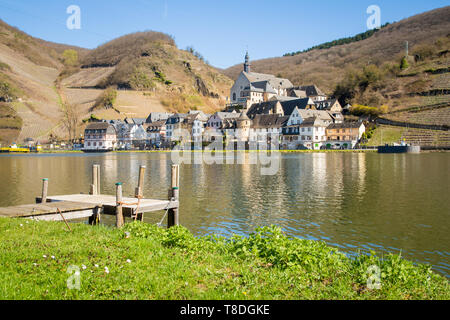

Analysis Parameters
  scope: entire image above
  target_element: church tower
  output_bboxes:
[243,51,251,73]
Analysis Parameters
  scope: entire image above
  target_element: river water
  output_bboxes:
[0,152,448,277]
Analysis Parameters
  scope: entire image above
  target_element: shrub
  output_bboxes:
[350,104,382,117]
[400,57,409,70]
[412,44,435,62]
[129,68,155,90]
[92,87,117,110]
[62,49,78,66]
[0,62,11,71]
[0,81,18,102]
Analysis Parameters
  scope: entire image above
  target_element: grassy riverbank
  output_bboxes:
[0,218,448,300]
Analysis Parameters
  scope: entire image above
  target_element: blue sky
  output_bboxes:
[0,0,448,68]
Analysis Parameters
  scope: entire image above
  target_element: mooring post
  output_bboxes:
[168,165,180,228]
[96,165,101,195]
[90,165,98,195]
[135,165,146,198]
[41,178,49,204]
[116,183,124,228]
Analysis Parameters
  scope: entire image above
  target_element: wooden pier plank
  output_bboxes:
[28,210,96,222]
[36,194,178,216]
[0,201,100,218]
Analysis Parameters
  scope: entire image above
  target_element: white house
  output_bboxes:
[282,117,328,150]
[287,108,334,127]
[183,111,209,142]
[84,122,117,151]
[113,122,132,150]
[249,114,289,144]
[129,124,148,144]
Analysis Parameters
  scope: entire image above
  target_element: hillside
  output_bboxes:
[58,31,232,129]
[0,19,88,144]
[224,6,450,116]
[0,23,232,144]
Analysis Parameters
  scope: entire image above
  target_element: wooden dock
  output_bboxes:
[0,164,181,228]
[0,201,101,221]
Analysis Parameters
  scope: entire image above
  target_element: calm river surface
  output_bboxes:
[0,152,449,277]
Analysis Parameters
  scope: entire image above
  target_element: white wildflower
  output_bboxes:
[43,255,47,258]
[94,264,99,268]
[82,264,87,270]
[105,267,109,274]
[126,259,131,263]
[51,256,55,259]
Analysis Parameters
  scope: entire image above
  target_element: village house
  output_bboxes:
[146,120,167,145]
[249,114,289,144]
[247,97,316,119]
[206,112,240,130]
[315,98,344,123]
[288,85,328,102]
[146,112,172,124]
[221,112,252,143]
[111,121,132,150]
[282,117,328,150]
[129,124,148,147]
[326,122,366,149]
[84,122,117,151]
[181,111,209,142]
[315,98,342,112]
[287,108,334,127]
[165,113,188,142]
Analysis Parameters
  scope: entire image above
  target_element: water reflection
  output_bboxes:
[0,152,448,277]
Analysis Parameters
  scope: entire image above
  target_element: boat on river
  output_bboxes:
[378,141,421,154]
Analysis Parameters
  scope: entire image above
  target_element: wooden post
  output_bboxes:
[116,183,124,228]
[41,178,48,204]
[90,165,98,195]
[96,165,101,195]
[135,165,146,198]
[89,207,102,226]
[168,165,180,228]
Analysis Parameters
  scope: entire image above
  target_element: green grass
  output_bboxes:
[365,125,405,147]
[0,218,448,300]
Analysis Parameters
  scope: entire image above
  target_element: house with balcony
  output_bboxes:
[325,122,366,149]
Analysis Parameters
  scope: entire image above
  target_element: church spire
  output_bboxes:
[244,51,250,73]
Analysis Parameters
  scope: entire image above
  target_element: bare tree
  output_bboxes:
[62,103,80,143]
